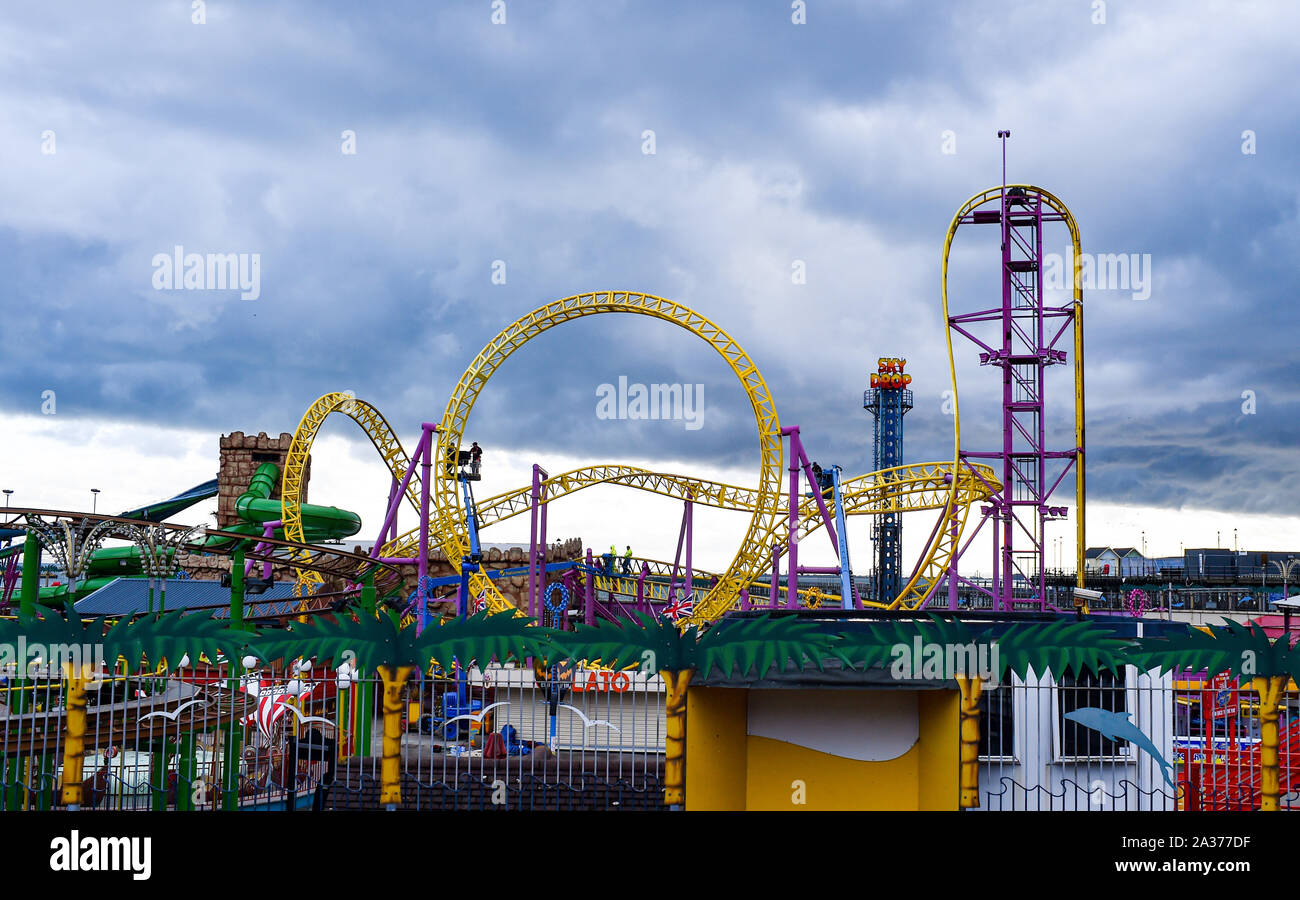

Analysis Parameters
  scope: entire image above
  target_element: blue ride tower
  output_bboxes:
[863,357,913,605]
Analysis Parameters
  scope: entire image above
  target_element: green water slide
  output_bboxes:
[35,464,361,600]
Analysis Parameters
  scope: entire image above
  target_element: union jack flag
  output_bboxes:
[662,591,693,622]
[473,591,489,613]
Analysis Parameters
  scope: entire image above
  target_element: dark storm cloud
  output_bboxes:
[0,0,1296,516]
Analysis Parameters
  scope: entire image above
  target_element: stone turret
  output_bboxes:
[216,431,309,528]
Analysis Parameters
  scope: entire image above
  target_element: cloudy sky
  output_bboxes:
[1,0,1298,577]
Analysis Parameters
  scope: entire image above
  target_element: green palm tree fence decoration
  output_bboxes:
[549,612,839,808]
[833,616,1135,809]
[0,602,244,809]
[253,609,551,809]
[1130,621,1298,811]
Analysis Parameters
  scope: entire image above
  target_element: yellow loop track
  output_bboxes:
[282,289,1010,619]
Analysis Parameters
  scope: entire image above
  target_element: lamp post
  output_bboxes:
[3,490,11,508]
[91,489,100,514]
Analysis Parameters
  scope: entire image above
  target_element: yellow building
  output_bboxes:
[685,671,960,811]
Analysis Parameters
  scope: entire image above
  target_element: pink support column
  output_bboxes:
[684,496,693,610]
[416,425,435,634]
[991,511,1001,612]
[948,512,960,610]
[784,427,801,609]
[770,543,780,609]
[539,479,548,609]
[637,562,648,614]
[584,548,596,626]
[528,465,549,619]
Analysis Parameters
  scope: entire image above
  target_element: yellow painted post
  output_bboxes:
[1250,675,1285,811]
[59,666,89,809]
[662,669,693,808]
[956,675,983,809]
[377,664,415,809]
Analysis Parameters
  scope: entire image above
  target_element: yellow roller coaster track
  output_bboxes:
[374,459,998,609]
[281,392,420,594]
[428,291,786,621]
[285,291,1001,619]
[583,557,832,609]
[940,185,1085,586]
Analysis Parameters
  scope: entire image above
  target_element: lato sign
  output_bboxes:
[870,357,911,389]
[573,668,632,693]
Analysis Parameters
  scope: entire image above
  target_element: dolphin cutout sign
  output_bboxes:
[1064,707,1176,788]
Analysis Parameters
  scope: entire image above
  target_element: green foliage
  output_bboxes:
[0,601,245,673]
[252,609,551,674]
[550,612,838,678]
[1130,622,1297,680]
[993,618,1134,680]
[101,606,249,669]
[834,615,1134,681]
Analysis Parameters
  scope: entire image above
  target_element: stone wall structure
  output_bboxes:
[216,431,308,528]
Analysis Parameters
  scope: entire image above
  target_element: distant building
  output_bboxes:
[1085,546,1300,580]
[1147,556,1185,576]
[1083,547,1146,577]
[1184,549,1300,579]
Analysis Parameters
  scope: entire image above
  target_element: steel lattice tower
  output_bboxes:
[942,132,1085,611]
[864,359,913,605]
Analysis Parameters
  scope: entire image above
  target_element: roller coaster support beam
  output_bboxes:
[20,530,39,616]
[418,426,436,632]
[668,496,694,609]
[785,431,800,609]
[230,544,245,629]
[780,426,848,610]
[936,498,996,609]
[455,475,483,620]
[637,562,649,614]
[528,464,550,619]
[770,544,780,610]
[373,425,433,562]
[584,548,596,626]
[947,512,959,611]
[830,466,859,610]
[245,521,279,580]
[360,570,376,617]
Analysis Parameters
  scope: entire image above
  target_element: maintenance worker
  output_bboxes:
[470,441,482,476]
[622,545,633,575]
[603,545,616,576]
